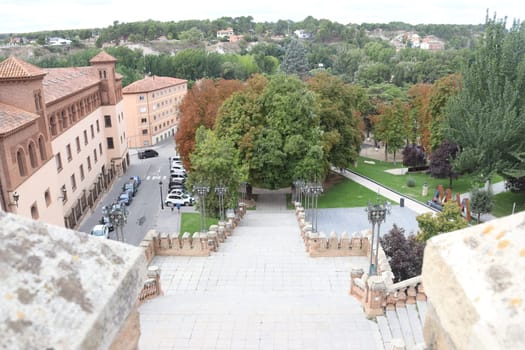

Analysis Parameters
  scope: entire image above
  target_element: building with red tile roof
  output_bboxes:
[123,75,187,148]
[0,52,128,229]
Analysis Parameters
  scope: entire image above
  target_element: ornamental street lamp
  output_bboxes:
[240,182,247,203]
[293,179,305,204]
[215,186,227,222]
[159,181,164,210]
[310,182,323,232]
[366,200,391,275]
[194,185,210,233]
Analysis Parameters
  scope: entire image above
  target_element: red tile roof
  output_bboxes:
[42,67,100,104]
[0,56,46,80]
[0,102,39,134]
[122,76,187,94]
[89,51,117,63]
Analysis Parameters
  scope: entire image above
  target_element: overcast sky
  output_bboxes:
[0,0,522,34]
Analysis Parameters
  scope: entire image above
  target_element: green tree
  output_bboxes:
[444,17,525,181]
[307,72,366,169]
[187,127,245,218]
[178,27,204,44]
[470,188,494,223]
[372,99,408,162]
[416,202,468,241]
[217,74,325,188]
[280,39,309,77]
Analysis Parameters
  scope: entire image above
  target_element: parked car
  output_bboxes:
[168,181,186,190]
[122,180,137,196]
[118,191,133,206]
[170,169,186,177]
[91,224,109,239]
[171,163,184,171]
[170,173,186,183]
[165,193,193,207]
[138,149,159,159]
[168,188,190,196]
[130,176,141,188]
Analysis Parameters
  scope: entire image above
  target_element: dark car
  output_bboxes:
[138,149,159,159]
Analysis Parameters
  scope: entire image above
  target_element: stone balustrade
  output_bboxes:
[138,265,162,303]
[349,266,426,317]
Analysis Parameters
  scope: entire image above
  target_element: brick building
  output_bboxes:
[122,75,187,148]
[0,52,129,228]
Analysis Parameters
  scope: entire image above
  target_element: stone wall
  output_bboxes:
[422,211,525,350]
[0,211,147,350]
[139,205,245,263]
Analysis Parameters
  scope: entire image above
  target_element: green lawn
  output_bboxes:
[306,173,390,208]
[491,191,525,217]
[348,157,495,203]
[180,212,218,237]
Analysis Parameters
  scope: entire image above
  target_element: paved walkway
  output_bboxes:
[139,194,384,350]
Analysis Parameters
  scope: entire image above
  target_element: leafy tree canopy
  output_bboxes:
[416,202,468,241]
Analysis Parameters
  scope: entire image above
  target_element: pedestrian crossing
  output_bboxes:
[144,175,169,181]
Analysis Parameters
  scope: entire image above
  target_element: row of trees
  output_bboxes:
[175,73,368,214]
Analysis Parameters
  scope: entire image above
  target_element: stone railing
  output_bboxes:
[138,266,162,303]
[349,267,426,317]
[140,203,246,264]
[295,201,370,257]
[304,230,370,257]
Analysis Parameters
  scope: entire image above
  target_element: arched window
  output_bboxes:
[38,136,47,161]
[16,148,27,177]
[30,203,39,220]
[28,141,37,168]
[49,115,57,136]
[61,110,68,129]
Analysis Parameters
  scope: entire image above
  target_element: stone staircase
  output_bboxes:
[376,299,427,349]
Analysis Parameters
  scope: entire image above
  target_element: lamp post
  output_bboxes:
[293,179,304,204]
[194,185,210,233]
[215,186,227,222]
[240,182,247,203]
[366,200,391,275]
[159,181,164,210]
[310,182,323,232]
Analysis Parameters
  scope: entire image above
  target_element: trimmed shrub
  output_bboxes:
[406,177,416,187]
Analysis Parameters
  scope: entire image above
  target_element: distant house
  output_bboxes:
[217,28,234,39]
[294,29,311,39]
[420,35,445,51]
[229,34,244,43]
[48,37,72,46]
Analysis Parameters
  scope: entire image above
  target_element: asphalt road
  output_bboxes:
[78,138,193,246]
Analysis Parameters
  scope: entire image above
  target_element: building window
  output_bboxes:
[28,141,38,168]
[104,115,112,127]
[90,125,95,138]
[99,143,103,155]
[30,203,39,220]
[139,95,145,101]
[70,174,77,191]
[107,137,114,149]
[76,137,81,153]
[55,153,62,172]
[139,107,147,113]
[44,189,51,206]
[96,120,100,132]
[141,118,147,123]
[17,149,27,176]
[87,156,91,171]
[83,130,88,145]
[93,149,97,163]
[38,136,46,161]
[142,129,148,135]
[66,144,72,161]
[79,164,85,180]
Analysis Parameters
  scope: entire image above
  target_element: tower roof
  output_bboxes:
[89,51,117,64]
[0,56,46,81]
[122,75,187,94]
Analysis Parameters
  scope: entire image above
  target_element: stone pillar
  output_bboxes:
[147,265,162,297]
[364,276,387,317]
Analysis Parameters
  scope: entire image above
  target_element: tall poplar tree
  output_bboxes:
[280,39,310,77]
[444,17,525,180]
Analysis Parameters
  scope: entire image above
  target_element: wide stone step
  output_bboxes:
[377,315,392,349]
[396,307,415,349]
[385,309,403,341]
[407,304,424,345]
